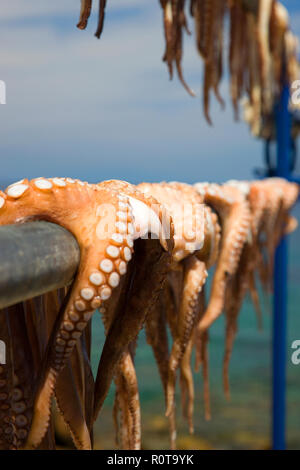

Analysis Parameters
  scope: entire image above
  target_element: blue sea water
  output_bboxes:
[91,205,300,450]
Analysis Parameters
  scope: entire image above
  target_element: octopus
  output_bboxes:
[212,178,298,397]
[0,177,298,450]
[159,0,196,97]
[228,0,248,120]
[77,0,107,39]
[74,1,299,131]
[194,182,251,332]
[191,0,226,124]
[0,177,173,450]
[92,180,174,451]
[137,182,221,447]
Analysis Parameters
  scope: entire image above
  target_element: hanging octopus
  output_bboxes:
[137,182,221,448]
[0,177,298,450]
[92,180,174,451]
[74,1,300,129]
[194,182,251,332]
[77,0,107,39]
[0,177,173,450]
[192,0,227,124]
[159,0,196,97]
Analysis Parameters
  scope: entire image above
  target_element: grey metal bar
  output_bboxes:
[0,221,80,309]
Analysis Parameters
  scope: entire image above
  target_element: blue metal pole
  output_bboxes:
[273,83,291,450]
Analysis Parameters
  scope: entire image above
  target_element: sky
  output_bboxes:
[0,0,300,186]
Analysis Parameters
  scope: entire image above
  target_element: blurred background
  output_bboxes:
[0,0,299,449]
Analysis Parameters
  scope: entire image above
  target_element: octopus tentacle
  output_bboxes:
[138,182,209,443]
[114,349,141,450]
[194,0,226,123]
[145,291,177,449]
[195,183,251,331]
[95,0,107,39]
[77,0,93,30]
[55,337,94,450]
[257,0,274,114]
[0,310,17,450]
[0,178,137,448]
[93,182,173,421]
[94,235,172,420]
[179,336,194,433]
[39,290,94,450]
[160,0,195,96]
[229,0,247,119]
[247,11,263,136]
[166,256,207,418]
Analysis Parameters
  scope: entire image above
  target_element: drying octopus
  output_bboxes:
[107,178,298,450]
[0,177,298,450]
[0,177,173,450]
[74,1,299,130]
[137,182,221,448]
[222,178,299,395]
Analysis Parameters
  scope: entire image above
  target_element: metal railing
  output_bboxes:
[0,221,80,309]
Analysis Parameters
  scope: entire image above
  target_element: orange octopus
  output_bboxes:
[0,177,298,450]
[0,177,173,450]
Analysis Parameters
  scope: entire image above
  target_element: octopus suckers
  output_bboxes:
[56,338,66,346]
[89,272,104,286]
[15,415,28,427]
[127,223,134,235]
[66,178,75,184]
[52,177,66,187]
[16,429,27,439]
[118,202,128,210]
[0,196,5,209]
[75,300,86,312]
[118,260,127,275]
[60,330,70,340]
[116,221,127,233]
[63,321,75,331]
[34,179,53,190]
[126,236,134,248]
[71,331,81,339]
[116,211,127,221]
[118,194,128,202]
[12,388,23,401]
[99,286,112,300]
[68,311,80,322]
[110,233,124,245]
[76,322,86,331]
[12,401,26,413]
[6,184,29,198]
[106,245,120,258]
[80,287,94,301]
[108,272,120,288]
[123,247,132,261]
[100,259,113,273]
